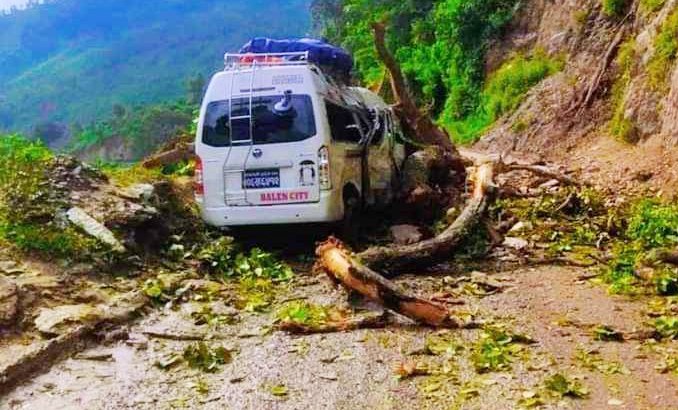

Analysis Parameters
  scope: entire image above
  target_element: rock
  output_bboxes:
[0,260,23,275]
[390,225,425,245]
[66,207,125,252]
[508,221,533,233]
[0,275,18,326]
[34,304,104,336]
[503,237,529,251]
[115,183,155,201]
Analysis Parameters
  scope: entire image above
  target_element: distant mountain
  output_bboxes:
[0,0,311,137]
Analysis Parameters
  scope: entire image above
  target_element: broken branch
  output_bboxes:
[501,163,588,187]
[277,312,388,334]
[358,162,496,273]
[142,142,195,169]
[315,238,460,328]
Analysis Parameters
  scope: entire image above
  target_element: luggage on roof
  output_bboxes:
[239,38,353,76]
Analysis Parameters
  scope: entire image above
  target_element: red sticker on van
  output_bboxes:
[260,191,310,202]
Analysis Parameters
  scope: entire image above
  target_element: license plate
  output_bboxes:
[243,169,280,189]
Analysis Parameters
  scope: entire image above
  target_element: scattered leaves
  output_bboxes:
[544,373,589,398]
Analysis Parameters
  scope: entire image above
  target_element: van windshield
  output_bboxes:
[202,94,316,147]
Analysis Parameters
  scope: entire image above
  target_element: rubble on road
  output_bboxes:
[34,304,104,336]
[0,275,18,327]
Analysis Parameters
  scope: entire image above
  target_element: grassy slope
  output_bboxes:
[0,0,311,132]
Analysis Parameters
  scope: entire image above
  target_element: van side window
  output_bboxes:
[203,101,231,147]
[325,101,362,143]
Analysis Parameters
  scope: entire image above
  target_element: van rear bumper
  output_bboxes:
[200,191,343,227]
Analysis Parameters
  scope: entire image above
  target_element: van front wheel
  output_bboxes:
[340,196,362,244]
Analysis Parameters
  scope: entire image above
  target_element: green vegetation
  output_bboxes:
[543,373,589,398]
[451,51,563,143]
[603,199,678,294]
[470,326,532,373]
[0,134,101,258]
[602,0,629,17]
[0,0,311,134]
[655,316,678,339]
[316,0,562,144]
[575,348,628,374]
[275,301,344,329]
[198,236,294,282]
[70,101,196,160]
[592,325,624,341]
[183,342,234,373]
[640,0,666,13]
[647,8,678,90]
[609,38,637,142]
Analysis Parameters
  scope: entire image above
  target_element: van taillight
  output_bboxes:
[318,146,331,190]
[194,157,204,199]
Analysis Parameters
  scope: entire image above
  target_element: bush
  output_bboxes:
[0,135,54,223]
[626,200,678,249]
[323,0,522,144]
[449,51,563,143]
[602,0,629,17]
[0,134,104,259]
[198,236,294,281]
[647,8,678,90]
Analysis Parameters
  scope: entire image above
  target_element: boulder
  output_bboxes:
[390,225,425,245]
[503,237,529,251]
[66,207,125,252]
[0,275,18,327]
[34,304,104,336]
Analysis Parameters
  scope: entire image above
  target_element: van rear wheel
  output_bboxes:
[340,196,362,244]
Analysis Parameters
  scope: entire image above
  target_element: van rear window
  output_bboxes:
[202,94,316,147]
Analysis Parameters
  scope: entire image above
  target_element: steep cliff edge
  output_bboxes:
[476,0,678,196]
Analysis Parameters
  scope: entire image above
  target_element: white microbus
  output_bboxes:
[194,52,406,232]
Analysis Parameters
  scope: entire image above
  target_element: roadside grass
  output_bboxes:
[0,134,102,259]
[97,161,165,187]
[448,50,563,144]
[647,8,678,91]
[640,0,666,13]
[609,38,637,142]
[603,199,678,295]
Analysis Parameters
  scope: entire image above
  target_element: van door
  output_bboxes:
[203,92,321,207]
[367,110,405,206]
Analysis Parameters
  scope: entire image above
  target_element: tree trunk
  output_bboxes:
[358,162,495,274]
[372,22,466,179]
[316,238,460,328]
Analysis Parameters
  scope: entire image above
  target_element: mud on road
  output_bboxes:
[2,261,677,410]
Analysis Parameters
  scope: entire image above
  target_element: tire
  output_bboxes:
[340,196,362,244]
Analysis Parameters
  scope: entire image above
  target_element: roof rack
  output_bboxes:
[224,52,310,70]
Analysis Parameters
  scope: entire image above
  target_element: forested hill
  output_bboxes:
[0,0,311,137]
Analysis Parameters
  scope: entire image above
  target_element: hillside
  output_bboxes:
[315,0,678,196]
[0,0,311,140]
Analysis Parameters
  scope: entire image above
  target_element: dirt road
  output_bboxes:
[2,262,677,410]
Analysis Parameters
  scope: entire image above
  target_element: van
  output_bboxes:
[194,48,406,233]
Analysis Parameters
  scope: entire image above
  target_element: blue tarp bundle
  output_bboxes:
[239,38,353,75]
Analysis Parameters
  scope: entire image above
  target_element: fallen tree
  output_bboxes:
[315,238,461,328]
[359,162,496,274]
